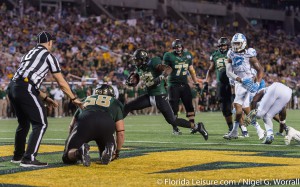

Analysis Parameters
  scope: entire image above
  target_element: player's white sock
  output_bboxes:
[241,125,247,132]
[252,121,262,131]
[232,121,239,132]
[263,116,273,136]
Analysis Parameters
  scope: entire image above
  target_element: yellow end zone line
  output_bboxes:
[0,145,131,157]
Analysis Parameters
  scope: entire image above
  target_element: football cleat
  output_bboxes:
[173,127,182,135]
[240,131,250,138]
[223,130,238,140]
[79,143,91,167]
[190,128,196,134]
[244,109,257,126]
[262,135,274,144]
[276,132,284,136]
[197,122,208,140]
[101,142,115,165]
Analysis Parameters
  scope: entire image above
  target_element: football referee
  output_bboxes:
[7,31,83,167]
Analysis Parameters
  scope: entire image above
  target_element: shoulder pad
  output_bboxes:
[184,51,193,59]
[227,49,234,59]
[163,52,171,57]
[247,48,257,57]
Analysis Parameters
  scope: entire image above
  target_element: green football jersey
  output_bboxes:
[125,87,136,98]
[75,94,124,122]
[137,57,167,96]
[210,49,229,83]
[163,51,193,86]
[137,85,147,96]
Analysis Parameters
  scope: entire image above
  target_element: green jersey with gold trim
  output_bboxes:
[163,51,192,86]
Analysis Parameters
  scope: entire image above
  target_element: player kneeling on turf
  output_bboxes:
[245,82,293,144]
[62,84,125,166]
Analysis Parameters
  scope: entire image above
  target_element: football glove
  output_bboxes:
[241,78,253,90]
[249,82,260,93]
[200,82,208,95]
[194,83,202,94]
[258,79,265,90]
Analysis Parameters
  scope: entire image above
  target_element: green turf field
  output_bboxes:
[0,110,300,187]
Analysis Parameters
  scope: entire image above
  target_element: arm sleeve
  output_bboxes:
[114,101,124,122]
[226,63,238,80]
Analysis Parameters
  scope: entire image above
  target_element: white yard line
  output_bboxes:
[0,138,299,147]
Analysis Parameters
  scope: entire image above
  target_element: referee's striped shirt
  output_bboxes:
[12,45,61,89]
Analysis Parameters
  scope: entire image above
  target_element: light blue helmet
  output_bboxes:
[231,33,247,52]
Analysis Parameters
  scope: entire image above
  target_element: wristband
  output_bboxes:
[71,97,77,101]
[43,96,48,101]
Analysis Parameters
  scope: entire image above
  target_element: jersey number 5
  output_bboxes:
[175,64,188,76]
[84,95,112,107]
[216,58,228,70]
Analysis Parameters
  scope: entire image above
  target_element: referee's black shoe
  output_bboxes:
[20,159,48,167]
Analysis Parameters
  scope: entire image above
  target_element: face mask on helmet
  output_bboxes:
[217,37,229,53]
[132,49,149,68]
[231,33,247,52]
[172,39,184,54]
[95,84,115,97]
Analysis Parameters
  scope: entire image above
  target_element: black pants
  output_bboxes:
[124,94,191,129]
[217,82,233,117]
[7,80,48,161]
[168,84,194,116]
[62,110,115,164]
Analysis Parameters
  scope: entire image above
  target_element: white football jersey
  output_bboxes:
[227,48,257,79]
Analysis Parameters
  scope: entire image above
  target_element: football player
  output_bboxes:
[203,37,234,134]
[224,33,264,140]
[163,39,202,135]
[245,82,292,144]
[125,49,208,140]
[62,84,125,166]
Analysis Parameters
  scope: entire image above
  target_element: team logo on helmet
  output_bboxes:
[132,49,149,68]
[231,33,247,53]
[95,84,115,97]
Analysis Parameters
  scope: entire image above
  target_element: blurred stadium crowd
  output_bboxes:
[0,2,299,118]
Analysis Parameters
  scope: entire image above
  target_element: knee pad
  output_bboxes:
[186,112,195,118]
